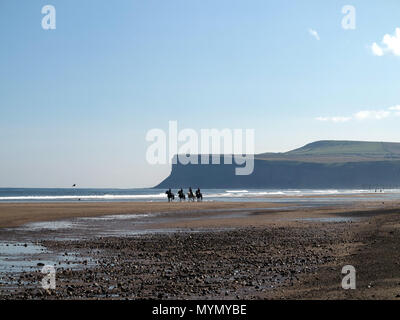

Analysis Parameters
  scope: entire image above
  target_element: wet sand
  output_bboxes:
[1,200,400,300]
[0,198,397,229]
[0,201,291,229]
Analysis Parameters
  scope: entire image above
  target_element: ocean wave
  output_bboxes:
[0,188,397,202]
[0,193,166,201]
[204,191,286,198]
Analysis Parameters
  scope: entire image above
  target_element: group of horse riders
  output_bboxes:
[165,187,202,202]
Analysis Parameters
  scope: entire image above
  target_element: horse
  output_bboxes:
[177,190,186,201]
[165,190,175,202]
[187,191,195,202]
[195,191,203,202]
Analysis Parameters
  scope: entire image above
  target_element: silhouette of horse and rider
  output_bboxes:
[165,189,175,202]
[165,187,202,202]
[177,188,185,201]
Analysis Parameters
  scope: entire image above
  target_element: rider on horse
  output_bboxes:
[177,188,185,201]
[188,187,195,202]
[195,188,203,201]
[165,189,175,202]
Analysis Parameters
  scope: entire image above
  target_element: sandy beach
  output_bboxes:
[0,197,396,229]
[0,201,290,229]
[1,199,400,300]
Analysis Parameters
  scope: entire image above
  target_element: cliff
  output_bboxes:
[155,141,400,189]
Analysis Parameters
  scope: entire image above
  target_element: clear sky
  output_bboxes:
[1,0,400,188]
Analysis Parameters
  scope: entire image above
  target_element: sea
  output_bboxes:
[1,188,400,203]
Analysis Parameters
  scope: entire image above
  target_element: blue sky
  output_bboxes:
[1,0,399,187]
